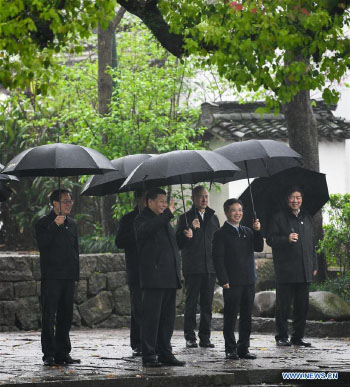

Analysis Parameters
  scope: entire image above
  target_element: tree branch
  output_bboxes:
[117,0,185,58]
[112,6,127,30]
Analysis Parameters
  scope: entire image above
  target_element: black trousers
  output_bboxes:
[129,285,142,351]
[223,284,255,354]
[41,279,75,359]
[275,282,309,341]
[184,273,216,342]
[141,288,176,361]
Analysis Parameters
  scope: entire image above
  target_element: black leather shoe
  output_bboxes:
[132,349,142,357]
[43,356,55,366]
[142,359,162,367]
[186,340,198,348]
[55,355,81,365]
[225,351,239,360]
[199,340,215,348]
[291,338,311,347]
[158,356,186,366]
[238,351,257,359]
[276,338,291,346]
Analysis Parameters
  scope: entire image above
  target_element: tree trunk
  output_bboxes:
[97,7,126,236]
[284,90,327,281]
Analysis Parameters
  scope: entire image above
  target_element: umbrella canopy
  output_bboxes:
[120,149,241,192]
[239,167,329,236]
[2,143,115,177]
[214,139,303,218]
[81,154,152,196]
[214,139,303,180]
[0,163,19,182]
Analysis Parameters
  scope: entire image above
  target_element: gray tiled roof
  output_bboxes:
[200,100,350,141]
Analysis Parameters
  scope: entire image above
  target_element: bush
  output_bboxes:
[79,235,121,254]
[318,194,350,276]
[310,273,350,304]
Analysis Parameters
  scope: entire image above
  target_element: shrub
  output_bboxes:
[79,235,121,254]
[310,273,350,304]
[318,194,350,276]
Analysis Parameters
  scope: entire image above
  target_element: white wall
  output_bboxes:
[319,141,347,194]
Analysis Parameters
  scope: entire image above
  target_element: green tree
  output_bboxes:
[0,0,117,90]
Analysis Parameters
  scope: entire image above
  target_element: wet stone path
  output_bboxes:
[0,329,349,386]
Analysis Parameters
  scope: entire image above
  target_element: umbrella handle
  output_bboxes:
[244,161,257,220]
[180,179,189,229]
[58,176,62,215]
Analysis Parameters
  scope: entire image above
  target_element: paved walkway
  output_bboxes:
[0,329,349,386]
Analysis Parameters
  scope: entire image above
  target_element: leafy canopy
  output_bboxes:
[158,0,350,108]
[0,0,116,90]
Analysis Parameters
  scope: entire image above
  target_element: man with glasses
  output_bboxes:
[267,187,317,347]
[35,189,80,366]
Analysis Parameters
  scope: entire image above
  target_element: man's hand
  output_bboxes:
[184,228,193,239]
[223,283,230,289]
[289,233,299,243]
[253,219,261,231]
[54,215,65,226]
[168,199,176,214]
[192,217,200,230]
[313,270,318,276]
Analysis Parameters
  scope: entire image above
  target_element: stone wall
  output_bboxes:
[0,253,134,332]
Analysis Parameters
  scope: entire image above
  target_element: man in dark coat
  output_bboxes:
[213,198,263,360]
[115,189,146,357]
[35,189,80,366]
[266,187,318,347]
[176,186,219,348]
[134,187,186,367]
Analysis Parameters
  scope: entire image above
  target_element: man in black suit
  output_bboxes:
[35,189,80,366]
[134,187,186,367]
[213,198,263,360]
[266,187,317,347]
[176,186,219,348]
[115,189,146,356]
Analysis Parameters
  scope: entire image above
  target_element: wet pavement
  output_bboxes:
[0,328,349,386]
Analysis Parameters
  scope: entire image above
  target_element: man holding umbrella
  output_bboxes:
[35,189,80,366]
[266,186,318,347]
[176,186,219,348]
[134,187,186,367]
[115,189,146,357]
[212,198,263,360]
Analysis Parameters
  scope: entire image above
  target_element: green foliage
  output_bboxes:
[0,0,117,89]
[159,0,350,108]
[310,273,350,303]
[318,194,350,276]
[79,234,120,254]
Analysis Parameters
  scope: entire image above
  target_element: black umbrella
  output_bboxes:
[81,154,152,196]
[2,143,115,177]
[214,139,303,217]
[120,149,241,227]
[239,167,329,236]
[2,143,115,213]
[0,163,19,182]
